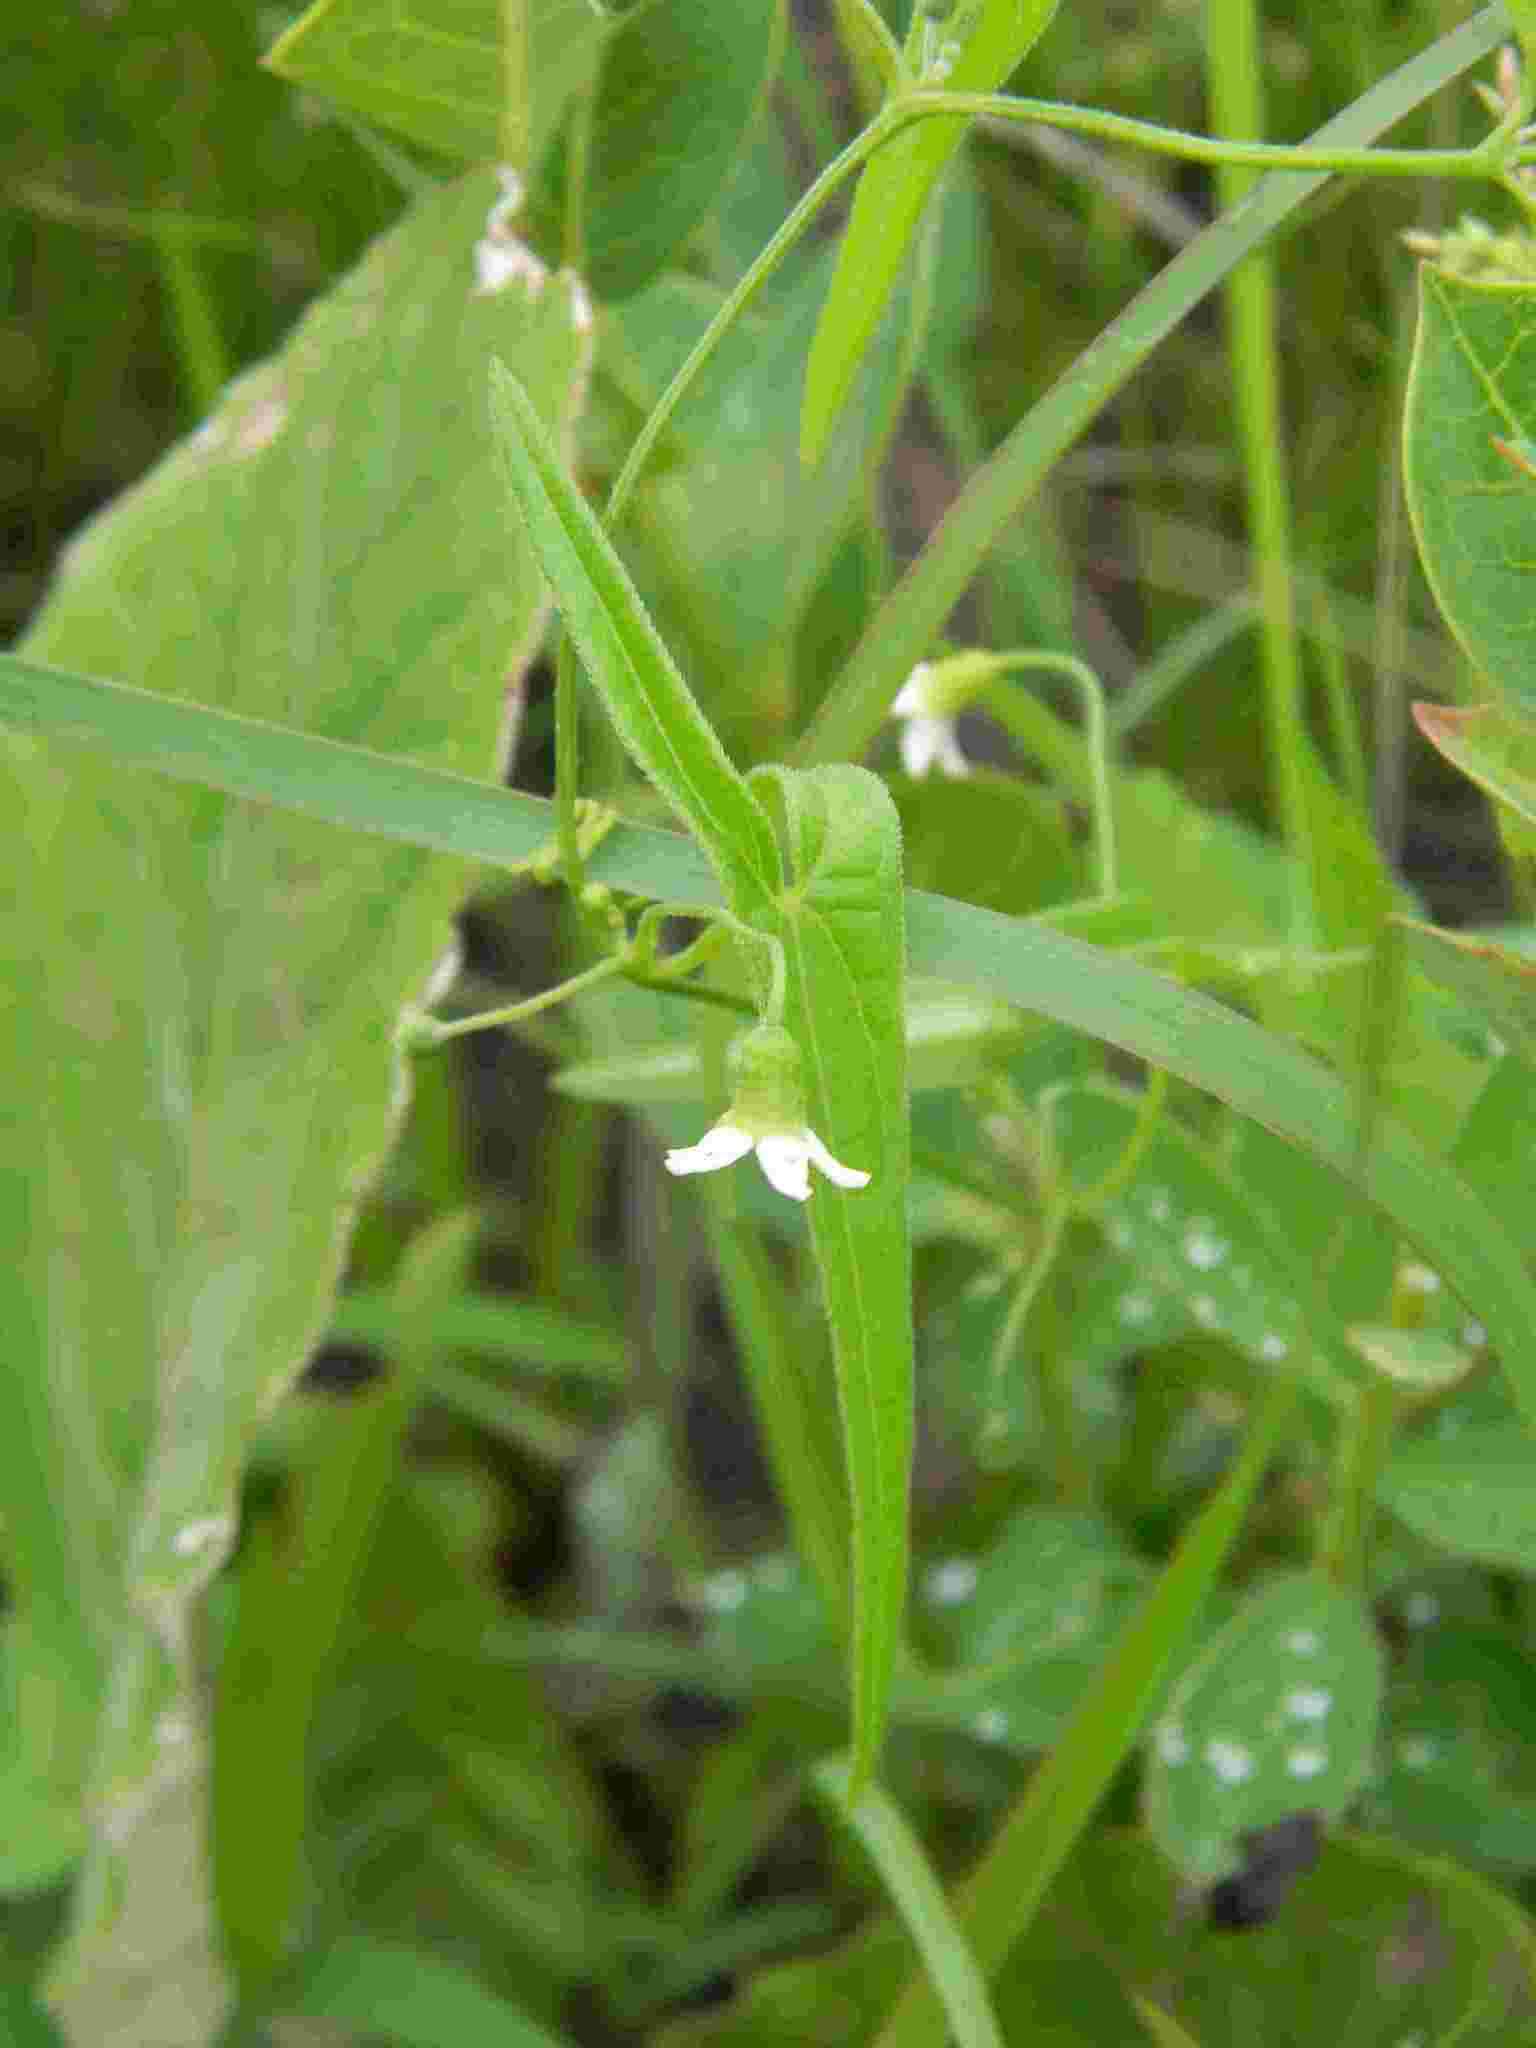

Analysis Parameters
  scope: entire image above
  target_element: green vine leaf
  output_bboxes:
[1405,260,1536,707]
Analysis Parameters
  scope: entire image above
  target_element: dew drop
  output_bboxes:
[1156,1721,1190,1766]
[1286,1746,1327,1780]
[701,1569,748,1614]
[1191,1293,1221,1329]
[1397,1735,1438,1771]
[1284,1686,1332,1722]
[1183,1222,1229,1271]
[1119,1292,1155,1327]
[1259,1333,1290,1362]
[173,1515,232,1559]
[1284,1628,1320,1655]
[926,1558,979,1607]
[1400,1262,1441,1295]
[1402,1590,1440,1628]
[1144,1187,1172,1225]
[973,1707,1010,1744]
[1205,1737,1256,1785]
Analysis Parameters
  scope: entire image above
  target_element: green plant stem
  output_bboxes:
[1203,0,1314,940]
[994,653,1117,895]
[1315,1379,1399,1589]
[876,1365,1301,2048]
[554,636,583,886]
[423,952,628,1043]
[922,88,1505,179]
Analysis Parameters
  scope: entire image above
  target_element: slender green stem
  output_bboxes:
[421,951,629,1043]
[1315,1379,1399,1588]
[922,88,1506,180]
[1203,0,1314,941]
[554,636,583,887]
[990,653,1117,896]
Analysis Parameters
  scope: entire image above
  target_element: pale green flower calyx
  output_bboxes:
[664,1024,870,1203]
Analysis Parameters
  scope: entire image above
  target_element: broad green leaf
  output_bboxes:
[10,668,1536,1447]
[813,1759,1004,2048]
[214,1213,478,1987]
[2,172,589,2045]
[1144,1572,1383,1883]
[264,0,606,171]
[487,358,780,918]
[1414,699,1536,828]
[799,0,1059,466]
[566,0,783,301]
[1051,1086,1364,1409]
[281,1935,576,2045]
[1346,1324,1474,1391]
[905,1511,1146,1753]
[1378,1423,1536,1573]
[1405,261,1536,706]
[768,764,912,1795]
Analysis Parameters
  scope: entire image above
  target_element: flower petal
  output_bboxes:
[754,1134,812,1202]
[802,1128,871,1190]
[900,717,941,780]
[891,663,933,719]
[664,1124,754,1177]
[934,722,971,779]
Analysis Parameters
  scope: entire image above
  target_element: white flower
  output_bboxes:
[891,662,970,780]
[665,1122,870,1203]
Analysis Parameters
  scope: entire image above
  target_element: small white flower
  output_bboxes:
[665,1122,869,1203]
[891,662,970,780]
[662,1023,870,1202]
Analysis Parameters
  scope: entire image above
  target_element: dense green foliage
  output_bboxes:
[9,3,1536,2044]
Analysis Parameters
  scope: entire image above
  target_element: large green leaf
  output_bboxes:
[265,0,606,171]
[1405,260,1536,707]
[1144,1572,1382,1883]
[0,172,589,2044]
[567,0,784,301]
[1414,698,1536,830]
[1378,1423,1536,1574]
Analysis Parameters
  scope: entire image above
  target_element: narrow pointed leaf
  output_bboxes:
[767,764,912,1794]
[814,1759,1004,2048]
[799,0,1058,467]
[487,358,780,917]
